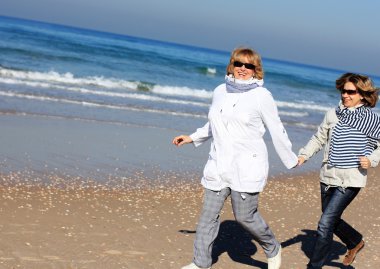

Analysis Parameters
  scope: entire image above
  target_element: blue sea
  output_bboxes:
[1,15,379,180]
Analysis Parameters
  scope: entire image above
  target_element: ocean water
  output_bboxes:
[1,15,379,179]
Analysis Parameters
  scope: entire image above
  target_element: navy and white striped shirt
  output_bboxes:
[328,106,380,168]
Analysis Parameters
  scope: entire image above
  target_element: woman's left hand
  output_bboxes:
[359,156,371,169]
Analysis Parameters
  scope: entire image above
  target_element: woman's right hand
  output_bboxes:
[359,156,371,169]
[172,135,193,147]
[297,156,306,166]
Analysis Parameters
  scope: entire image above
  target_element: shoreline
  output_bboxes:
[0,113,322,182]
[1,167,379,268]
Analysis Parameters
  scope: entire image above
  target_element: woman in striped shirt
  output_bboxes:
[297,73,380,269]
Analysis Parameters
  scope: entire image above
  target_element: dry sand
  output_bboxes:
[0,167,379,269]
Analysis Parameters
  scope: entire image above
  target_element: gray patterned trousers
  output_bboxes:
[193,187,280,268]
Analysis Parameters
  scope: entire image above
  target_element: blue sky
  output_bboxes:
[1,0,380,76]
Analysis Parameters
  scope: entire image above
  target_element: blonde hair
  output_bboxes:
[226,47,264,80]
[336,73,379,107]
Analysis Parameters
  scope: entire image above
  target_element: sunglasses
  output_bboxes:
[340,89,359,95]
[233,61,255,70]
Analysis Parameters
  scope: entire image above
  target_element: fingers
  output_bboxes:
[177,138,186,146]
[172,136,180,145]
[359,156,370,169]
[172,136,183,146]
[172,135,191,146]
[297,156,305,166]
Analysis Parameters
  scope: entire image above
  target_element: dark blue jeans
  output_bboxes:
[307,183,362,269]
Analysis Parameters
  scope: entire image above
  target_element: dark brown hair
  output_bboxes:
[336,73,379,107]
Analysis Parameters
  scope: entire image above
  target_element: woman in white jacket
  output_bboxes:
[173,47,298,269]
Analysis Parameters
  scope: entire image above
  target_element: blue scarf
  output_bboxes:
[225,75,264,93]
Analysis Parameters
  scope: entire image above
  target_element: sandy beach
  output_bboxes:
[0,114,378,269]
[1,165,379,269]
[1,14,380,269]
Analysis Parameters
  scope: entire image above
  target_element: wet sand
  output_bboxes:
[1,166,379,269]
[0,113,322,181]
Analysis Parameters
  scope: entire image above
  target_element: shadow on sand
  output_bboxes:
[180,224,356,268]
[282,229,355,269]
[212,220,267,268]
[180,220,266,268]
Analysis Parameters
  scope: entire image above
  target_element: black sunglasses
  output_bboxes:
[340,89,359,95]
[233,61,255,70]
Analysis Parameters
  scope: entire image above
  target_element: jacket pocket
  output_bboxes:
[233,152,268,183]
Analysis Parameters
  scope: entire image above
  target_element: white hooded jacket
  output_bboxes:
[190,82,298,193]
